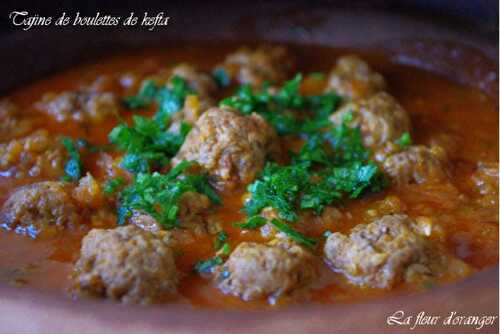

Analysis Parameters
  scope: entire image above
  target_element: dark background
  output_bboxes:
[0,0,498,41]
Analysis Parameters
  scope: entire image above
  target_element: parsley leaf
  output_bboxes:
[103,177,125,196]
[395,132,412,149]
[60,137,83,181]
[123,80,158,109]
[325,112,370,164]
[194,256,223,274]
[220,74,341,136]
[244,163,311,222]
[109,116,190,174]
[155,76,195,127]
[213,67,231,88]
[244,111,388,218]
[214,231,229,251]
[234,215,267,229]
[268,219,317,248]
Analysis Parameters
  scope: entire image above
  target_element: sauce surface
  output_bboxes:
[0,44,497,309]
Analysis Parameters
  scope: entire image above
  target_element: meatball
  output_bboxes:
[325,55,386,100]
[383,145,449,185]
[73,225,179,305]
[35,90,118,124]
[0,130,67,179]
[216,45,295,87]
[172,107,278,190]
[216,239,317,302]
[0,181,80,238]
[330,92,411,151]
[170,63,217,100]
[0,100,35,142]
[324,214,428,288]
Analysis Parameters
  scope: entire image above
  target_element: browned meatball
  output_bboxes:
[330,92,411,153]
[0,181,80,238]
[383,145,449,185]
[325,55,386,100]
[172,107,278,190]
[73,225,179,305]
[216,239,317,302]
[216,45,295,87]
[35,90,118,124]
[170,63,217,100]
[0,129,67,179]
[0,99,35,142]
[324,214,428,288]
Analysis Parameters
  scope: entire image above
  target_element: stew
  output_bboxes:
[0,43,497,309]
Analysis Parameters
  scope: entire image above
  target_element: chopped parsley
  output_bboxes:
[213,67,230,88]
[395,132,412,149]
[123,79,158,109]
[109,116,191,174]
[245,162,310,222]
[116,160,219,229]
[234,215,267,229]
[214,230,229,251]
[103,177,125,196]
[112,75,196,174]
[268,219,317,248]
[155,76,195,126]
[194,256,223,274]
[60,137,84,181]
[220,74,341,135]
[243,112,387,226]
[122,76,194,120]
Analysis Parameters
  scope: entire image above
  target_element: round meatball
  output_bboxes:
[0,130,67,179]
[383,145,449,185]
[172,107,278,190]
[216,240,317,302]
[330,92,411,151]
[35,90,119,124]
[170,63,217,100]
[324,214,428,288]
[73,225,179,305]
[216,45,295,87]
[0,181,80,238]
[325,55,386,100]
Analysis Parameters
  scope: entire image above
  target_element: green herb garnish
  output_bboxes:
[234,215,267,229]
[117,160,219,229]
[103,177,125,196]
[123,80,158,109]
[60,137,83,181]
[109,116,190,174]
[214,230,229,251]
[395,132,412,149]
[213,67,230,88]
[194,256,223,274]
[268,219,317,248]
[220,74,341,136]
